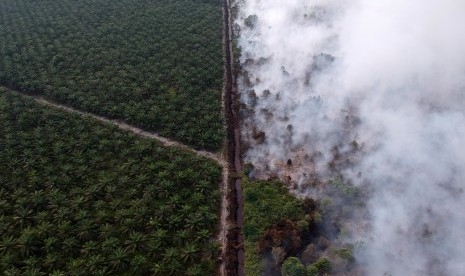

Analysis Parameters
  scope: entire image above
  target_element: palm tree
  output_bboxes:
[70,195,86,211]
[3,267,22,276]
[0,250,18,271]
[20,267,45,276]
[84,180,102,199]
[23,256,41,272]
[163,247,178,263]
[165,259,182,275]
[99,223,115,239]
[36,221,53,239]
[16,227,39,257]
[62,237,78,256]
[0,235,15,254]
[121,218,136,235]
[168,194,182,209]
[129,254,147,273]
[49,270,66,276]
[80,241,98,256]
[108,247,129,273]
[150,263,164,275]
[101,237,119,254]
[76,219,94,241]
[46,188,63,209]
[124,231,146,252]
[94,209,109,224]
[146,239,162,257]
[185,213,204,231]
[167,214,182,230]
[12,207,33,228]
[56,220,72,239]
[181,242,199,264]
[186,264,204,276]
[131,203,149,223]
[54,208,70,225]
[174,229,190,245]
[85,254,105,273]
[189,192,205,205]
[195,229,211,242]
[43,252,60,269]
[43,236,59,253]
[67,258,87,275]
[0,214,9,234]
[75,209,88,221]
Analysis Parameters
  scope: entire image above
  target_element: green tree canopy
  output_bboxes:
[282,257,306,276]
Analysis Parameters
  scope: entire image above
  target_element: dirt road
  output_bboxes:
[220,0,245,275]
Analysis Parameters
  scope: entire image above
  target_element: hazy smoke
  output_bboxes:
[235,0,465,275]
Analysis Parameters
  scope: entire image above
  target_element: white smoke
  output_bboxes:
[235,0,465,274]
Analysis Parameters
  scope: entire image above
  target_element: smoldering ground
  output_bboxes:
[235,0,465,275]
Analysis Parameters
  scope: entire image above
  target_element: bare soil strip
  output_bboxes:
[218,163,230,276]
[17,95,224,165]
[221,0,245,275]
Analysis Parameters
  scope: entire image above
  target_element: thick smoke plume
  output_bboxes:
[235,0,465,274]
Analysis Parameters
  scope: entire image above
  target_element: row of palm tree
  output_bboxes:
[0,90,222,275]
[0,0,224,150]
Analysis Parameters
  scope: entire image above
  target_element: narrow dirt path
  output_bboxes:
[221,0,245,275]
[218,1,231,272]
[218,0,232,271]
[218,162,230,276]
[17,95,224,165]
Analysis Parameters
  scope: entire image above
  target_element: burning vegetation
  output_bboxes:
[234,0,465,275]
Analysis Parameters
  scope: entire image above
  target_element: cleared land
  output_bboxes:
[0,0,224,150]
[0,91,222,275]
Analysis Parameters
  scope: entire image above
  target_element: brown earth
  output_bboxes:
[220,0,245,275]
